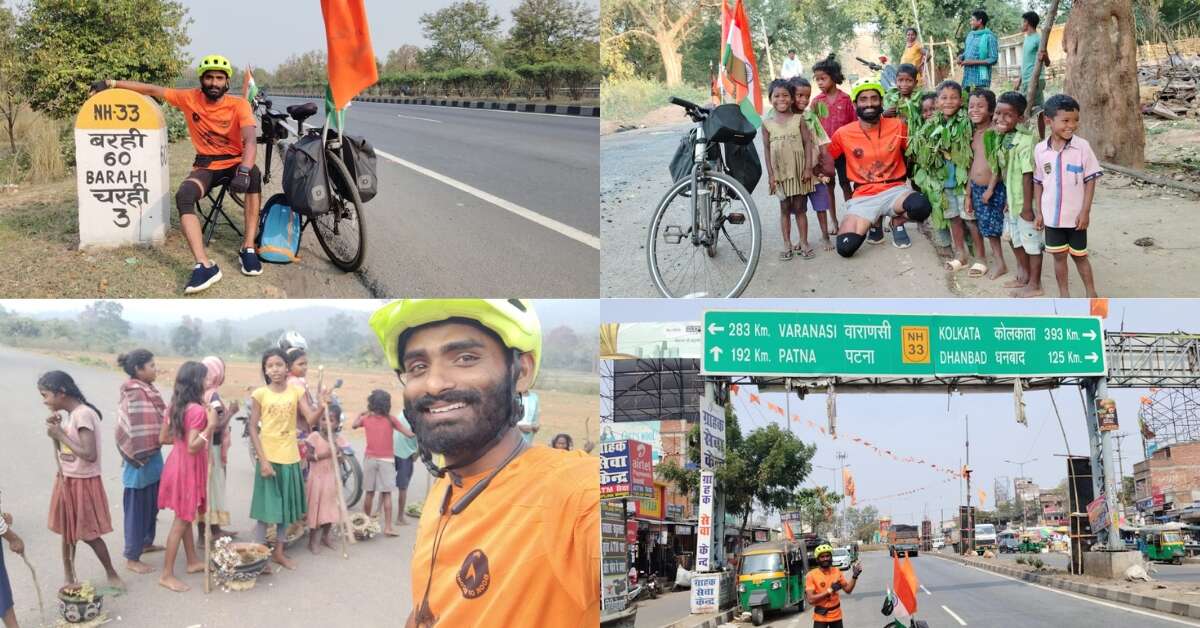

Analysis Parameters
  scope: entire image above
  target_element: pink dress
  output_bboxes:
[305,432,346,528]
[157,403,209,522]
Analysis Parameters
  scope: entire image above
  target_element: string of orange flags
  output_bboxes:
[856,476,957,503]
[729,384,963,480]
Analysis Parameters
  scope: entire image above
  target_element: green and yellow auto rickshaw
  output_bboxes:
[737,541,807,626]
[1139,526,1186,565]
[1018,534,1044,553]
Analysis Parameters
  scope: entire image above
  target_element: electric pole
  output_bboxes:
[1115,433,1127,507]
[836,451,848,540]
[965,415,973,554]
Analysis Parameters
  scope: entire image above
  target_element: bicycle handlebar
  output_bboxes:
[669,96,700,110]
[856,56,883,72]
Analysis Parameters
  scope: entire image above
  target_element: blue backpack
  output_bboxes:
[256,193,302,264]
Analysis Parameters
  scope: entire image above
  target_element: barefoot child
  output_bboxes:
[993,91,1043,297]
[908,81,972,265]
[392,411,418,527]
[115,350,167,575]
[763,80,824,260]
[305,412,346,553]
[40,372,124,592]
[790,77,836,251]
[352,390,415,537]
[965,88,1007,279]
[156,362,217,593]
[285,348,315,470]
[1,503,26,628]
[1033,94,1102,297]
[199,356,237,541]
[249,349,327,570]
[811,54,856,233]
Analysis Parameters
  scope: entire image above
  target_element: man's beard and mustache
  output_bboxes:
[856,105,882,122]
[819,558,833,569]
[404,377,514,458]
[203,84,228,100]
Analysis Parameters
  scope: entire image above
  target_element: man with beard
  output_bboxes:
[369,299,599,628]
[90,55,263,294]
[827,80,933,258]
[806,544,862,628]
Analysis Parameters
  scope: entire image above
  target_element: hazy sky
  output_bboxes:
[602,299,1200,524]
[177,0,599,72]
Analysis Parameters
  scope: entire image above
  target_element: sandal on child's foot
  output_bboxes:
[779,249,793,261]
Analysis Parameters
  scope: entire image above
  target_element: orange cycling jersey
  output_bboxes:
[827,116,909,198]
[806,566,849,622]
[409,445,600,627]
[163,88,255,170]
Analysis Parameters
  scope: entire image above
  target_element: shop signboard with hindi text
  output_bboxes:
[601,501,628,613]
[702,311,1106,377]
[601,439,655,500]
[696,471,715,572]
[75,88,170,248]
[690,573,721,614]
[699,397,726,470]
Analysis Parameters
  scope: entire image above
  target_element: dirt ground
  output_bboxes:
[0,140,371,298]
[33,349,600,452]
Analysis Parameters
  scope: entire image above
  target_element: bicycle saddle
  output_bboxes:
[287,102,319,124]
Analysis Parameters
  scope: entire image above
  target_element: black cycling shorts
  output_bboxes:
[814,620,843,628]
[179,163,262,211]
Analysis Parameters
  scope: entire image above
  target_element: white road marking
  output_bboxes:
[942,605,968,625]
[939,556,1200,626]
[920,584,932,595]
[279,120,599,249]
[395,114,442,124]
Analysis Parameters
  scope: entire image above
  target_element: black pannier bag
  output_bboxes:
[338,134,378,203]
[282,135,329,216]
[722,142,762,194]
[702,104,756,145]
[668,130,720,182]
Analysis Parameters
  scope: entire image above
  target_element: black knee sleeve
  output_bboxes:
[836,232,865,258]
[176,182,202,216]
[902,192,932,222]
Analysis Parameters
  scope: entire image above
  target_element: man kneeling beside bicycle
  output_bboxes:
[92,54,263,294]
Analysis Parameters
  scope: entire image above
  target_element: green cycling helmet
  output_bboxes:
[850,79,883,102]
[197,54,234,79]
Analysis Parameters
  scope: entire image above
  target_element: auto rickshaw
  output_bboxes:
[1139,526,1187,564]
[737,540,807,626]
[1018,534,1044,553]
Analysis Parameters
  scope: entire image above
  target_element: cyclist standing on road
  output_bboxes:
[91,55,264,294]
[369,299,599,628]
[806,544,863,628]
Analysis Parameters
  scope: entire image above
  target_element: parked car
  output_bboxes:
[932,537,945,550]
[831,547,852,570]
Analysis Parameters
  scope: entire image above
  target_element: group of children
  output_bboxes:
[762,55,1102,297]
[9,345,421,608]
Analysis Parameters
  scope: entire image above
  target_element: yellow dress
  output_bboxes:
[763,113,815,199]
[901,42,924,83]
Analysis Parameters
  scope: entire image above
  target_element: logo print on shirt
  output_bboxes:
[456,549,491,599]
[1043,163,1052,175]
[852,147,865,158]
[192,113,201,123]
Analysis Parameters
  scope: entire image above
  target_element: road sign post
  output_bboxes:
[702,311,1106,378]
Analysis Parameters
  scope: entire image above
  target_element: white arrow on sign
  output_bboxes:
[1085,352,1099,363]
[708,323,725,334]
[1083,330,1097,341]
[709,346,723,362]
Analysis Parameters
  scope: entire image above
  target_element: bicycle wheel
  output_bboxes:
[646,170,760,298]
[311,153,367,271]
[339,452,363,509]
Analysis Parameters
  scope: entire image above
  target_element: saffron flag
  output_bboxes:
[718,0,763,127]
[321,0,378,111]
[1090,298,1109,319]
[783,520,795,541]
[243,66,258,103]
[843,468,857,505]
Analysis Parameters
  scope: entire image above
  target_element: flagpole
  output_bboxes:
[757,15,775,80]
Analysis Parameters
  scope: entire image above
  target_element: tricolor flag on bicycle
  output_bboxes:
[321,0,378,131]
[243,66,258,103]
[887,553,919,626]
[718,0,762,128]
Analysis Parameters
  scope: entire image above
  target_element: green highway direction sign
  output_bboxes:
[701,310,1106,378]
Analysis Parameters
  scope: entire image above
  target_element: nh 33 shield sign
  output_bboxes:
[701,311,1106,377]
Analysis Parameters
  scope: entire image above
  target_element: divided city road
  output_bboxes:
[635,550,1200,628]
[269,96,600,297]
[0,346,427,626]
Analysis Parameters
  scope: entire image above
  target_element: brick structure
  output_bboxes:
[1039,491,1066,525]
[1133,441,1200,521]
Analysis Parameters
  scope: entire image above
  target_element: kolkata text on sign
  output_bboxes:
[74,89,170,248]
[702,311,1106,377]
[699,397,726,470]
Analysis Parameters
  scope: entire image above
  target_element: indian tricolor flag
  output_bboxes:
[890,553,919,626]
[719,0,763,127]
[242,66,258,103]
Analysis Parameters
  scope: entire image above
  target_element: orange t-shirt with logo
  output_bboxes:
[163,88,255,170]
[806,566,849,622]
[409,445,600,627]
[827,116,909,198]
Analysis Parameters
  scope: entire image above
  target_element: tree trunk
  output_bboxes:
[1063,0,1144,168]
[657,33,684,87]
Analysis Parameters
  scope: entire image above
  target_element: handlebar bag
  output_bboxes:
[702,104,757,145]
[282,134,330,216]
[337,134,378,204]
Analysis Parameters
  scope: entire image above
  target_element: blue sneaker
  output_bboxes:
[184,263,222,294]
[239,247,263,276]
[867,224,884,244]
[892,224,912,248]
